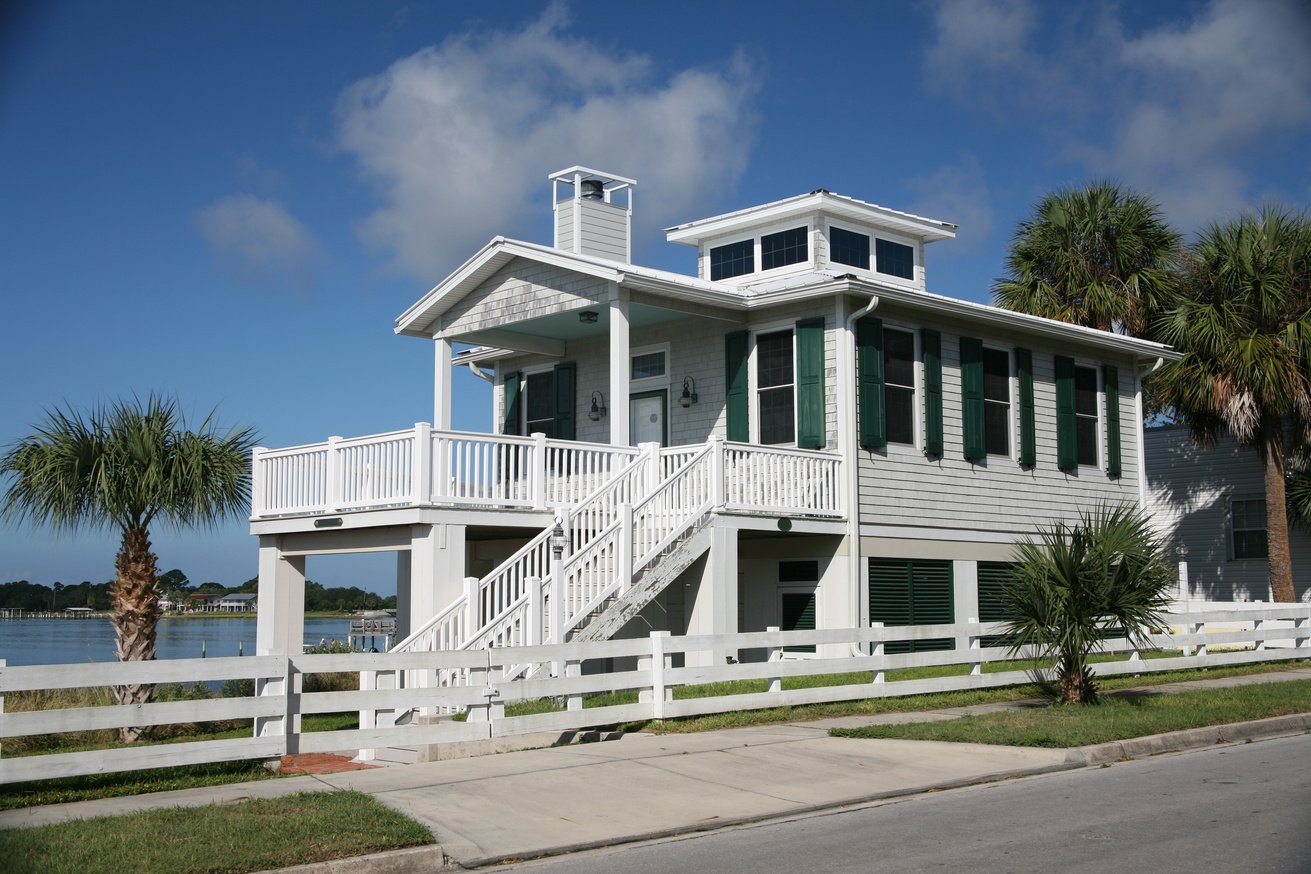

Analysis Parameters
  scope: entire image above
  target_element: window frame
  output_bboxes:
[703,220,815,282]
[1071,362,1102,469]
[629,343,671,389]
[872,232,919,282]
[1229,497,1268,561]
[980,344,1015,460]
[827,222,871,271]
[749,321,798,446]
[708,238,755,281]
[881,323,921,450]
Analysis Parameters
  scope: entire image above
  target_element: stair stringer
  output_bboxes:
[571,522,715,643]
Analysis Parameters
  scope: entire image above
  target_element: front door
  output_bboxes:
[629,390,667,446]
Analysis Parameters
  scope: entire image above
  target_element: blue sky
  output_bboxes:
[2,0,1308,591]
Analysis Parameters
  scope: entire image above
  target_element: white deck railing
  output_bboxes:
[251,428,844,521]
[4,604,1307,783]
[251,426,641,519]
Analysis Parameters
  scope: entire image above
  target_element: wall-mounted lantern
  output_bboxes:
[679,376,698,408]
[589,391,608,421]
[579,311,599,324]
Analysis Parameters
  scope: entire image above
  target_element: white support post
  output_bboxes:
[609,292,630,446]
[527,575,543,648]
[531,432,548,510]
[766,626,782,695]
[639,442,661,498]
[968,617,981,677]
[464,576,480,638]
[413,422,432,506]
[618,502,634,595]
[1178,560,1190,603]
[465,661,498,735]
[250,447,266,519]
[326,436,343,511]
[356,668,377,761]
[434,337,453,430]
[1195,621,1208,659]
[871,622,885,684]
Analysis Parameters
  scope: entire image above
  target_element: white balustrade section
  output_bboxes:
[721,442,842,516]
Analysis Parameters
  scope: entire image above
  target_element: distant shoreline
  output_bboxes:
[160,611,361,620]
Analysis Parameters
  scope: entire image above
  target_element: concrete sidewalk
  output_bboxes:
[2,667,1308,869]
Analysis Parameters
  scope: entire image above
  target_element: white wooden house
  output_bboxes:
[250,167,1178,667]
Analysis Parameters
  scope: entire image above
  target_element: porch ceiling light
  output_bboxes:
[679,376,698,408]
[589,391,607,421]
[579,310,599,324]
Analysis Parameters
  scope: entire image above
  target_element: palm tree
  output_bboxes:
[1,396,256,741]
[1152,207,1311,603]
[1003,505,1175,705]
[993,181,1182,336]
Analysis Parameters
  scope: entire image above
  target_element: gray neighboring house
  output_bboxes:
[1145,425,1311,602]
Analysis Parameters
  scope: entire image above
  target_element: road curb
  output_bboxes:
[1067,713,1311,766]
[253,844,448,874]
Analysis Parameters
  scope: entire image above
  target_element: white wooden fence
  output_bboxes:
[2,605,1307,784]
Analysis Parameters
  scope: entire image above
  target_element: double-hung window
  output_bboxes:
[1231,499,1268,559]
[982,348,1011,457]
[1073,365,1098,467]
[756,329,795,445]
[884,329,916,446]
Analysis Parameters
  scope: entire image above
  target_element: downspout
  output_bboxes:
[842,291,879,650]
[1135,356,1165,513]
[466,361,495,383]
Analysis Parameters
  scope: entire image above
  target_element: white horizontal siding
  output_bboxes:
[1145,427,1311,601]
[442,258,608,335]
[556,199,575,251]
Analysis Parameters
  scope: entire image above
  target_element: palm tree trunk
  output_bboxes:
[1260,425,1296,603]
[110,526,161,742]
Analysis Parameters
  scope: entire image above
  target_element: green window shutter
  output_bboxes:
[725,331,750,442]
[502,372,522,436]
[922,329,943,457]
[1016,348,1036,467]
[857,317,885,449]
[960,337,985,461]
[795,318,826,449]
[1104,364,1121,477]
[977,561,1016,648]
[1055,356,1077,471]
[781,591,817,653]
[552,361,576,441]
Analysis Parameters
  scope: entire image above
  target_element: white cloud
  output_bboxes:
[335,4,758,279]
[905,154,993,251]
[923,0,1311,232]
[195,194,322,288]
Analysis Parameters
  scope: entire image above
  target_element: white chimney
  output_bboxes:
[549,167,635,263]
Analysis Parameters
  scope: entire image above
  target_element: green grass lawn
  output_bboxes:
[829,679,1311,748]
[0,791,432,874]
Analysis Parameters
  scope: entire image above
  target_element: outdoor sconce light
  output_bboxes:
[550,518,566,560]
[679,376,698,408]
[579,310,599,324]
[589,391,607,421]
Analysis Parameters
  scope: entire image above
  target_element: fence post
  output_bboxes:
[766,626,782,695]
[413,422,432,506]
[326,436,343,511]
[527,575,543,648]
[566,660,583,711]
[639,631,672,720]
[618,502,634,595]
[531,432,548,510]
[1253,612,1265,652]
[1195,620,1208,660]
[968,617,981,677]
[1298,611,1311,652]
[870,622,885,684]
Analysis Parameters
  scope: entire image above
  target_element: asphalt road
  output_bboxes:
[500,733,1311,873]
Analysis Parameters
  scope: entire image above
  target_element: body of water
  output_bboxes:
[0,617,353,666]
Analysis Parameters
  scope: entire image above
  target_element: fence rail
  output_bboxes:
[5,605,1305,783]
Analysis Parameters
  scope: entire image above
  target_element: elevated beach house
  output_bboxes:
[250,167,1178,665]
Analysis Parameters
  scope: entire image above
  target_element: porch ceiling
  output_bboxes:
[456,301,713,349]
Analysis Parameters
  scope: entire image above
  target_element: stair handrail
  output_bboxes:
[391,442,664,654]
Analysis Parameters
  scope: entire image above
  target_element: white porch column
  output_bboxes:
[401,523,467,641]
[434,337,453,430]
[609,289,630,446]
[685,524,738,667]
[255,536,306,656]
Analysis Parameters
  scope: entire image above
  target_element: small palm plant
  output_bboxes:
[1002,505,1175,705]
